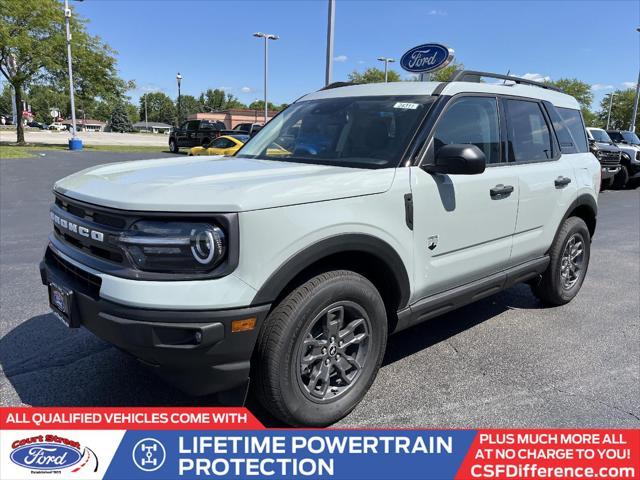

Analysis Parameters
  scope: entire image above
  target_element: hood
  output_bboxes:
[614,143,639,158]
[54,156,396,212]
[591,141,620,152]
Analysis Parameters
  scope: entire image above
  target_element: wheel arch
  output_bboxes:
[251,234,411,330]
[562,193,597,239]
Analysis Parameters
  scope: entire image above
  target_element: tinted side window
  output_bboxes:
[433,97,501,164]
[607,131,623,143]
[506,100,552,162]
[211,138,228,148]
[543,102,577,154]
[557,107,589,153]
[187,120,200,131]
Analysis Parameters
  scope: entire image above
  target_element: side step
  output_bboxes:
[394,257,549,333]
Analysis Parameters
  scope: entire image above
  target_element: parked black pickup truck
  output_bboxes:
[586,127,621,189]
[169,120,231,153]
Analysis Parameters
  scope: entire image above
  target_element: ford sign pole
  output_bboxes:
[325,0,335,86]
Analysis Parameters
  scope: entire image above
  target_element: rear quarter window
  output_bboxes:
[557,108,589,153]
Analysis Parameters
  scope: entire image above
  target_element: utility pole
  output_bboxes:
[325,0,335,86]
[144,94,148,132]
[606,92,615,130]
[631,27,640,133]
[253,32,278,123]
[377,57,396,82]
[176,72,182,126]
[64,0,79,142]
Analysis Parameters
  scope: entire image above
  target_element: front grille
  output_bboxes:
[52,195,128,265]
[55,197,126,228]
[46,247,102,297]
[599,151,620,166]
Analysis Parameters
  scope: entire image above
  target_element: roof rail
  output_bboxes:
[319,81,361,91]
[449,70,564,93]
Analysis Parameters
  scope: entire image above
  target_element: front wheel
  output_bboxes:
[612,165,629,190]
[254,270,387,426]
[531,217,590,306]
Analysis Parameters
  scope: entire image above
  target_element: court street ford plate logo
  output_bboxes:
[9,434,98,473]
[400,43,454,73]
[11,442,81,471]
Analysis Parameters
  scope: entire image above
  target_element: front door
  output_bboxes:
[411,95,519,300]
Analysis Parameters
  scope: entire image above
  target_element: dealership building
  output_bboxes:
[187,108,279,129]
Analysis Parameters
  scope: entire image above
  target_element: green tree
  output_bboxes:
[109,103,132,132]
[140,92,175,125]
[178,94,200,117]
[348,67,401,84]
[430,62,464,82]
[0,82,13,115]
[25,84,66,123]
[0,0,128,143]
[595,89,639,131]
[545,78,594,122]
[199,88,226,111]
[248,100,281,112]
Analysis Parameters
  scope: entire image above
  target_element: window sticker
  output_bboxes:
[393,102,420,110]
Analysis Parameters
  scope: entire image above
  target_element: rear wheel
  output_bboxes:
[531,217,590,306]
[612,165,629,190]
[254,270,387,426]
[169,138,178,153]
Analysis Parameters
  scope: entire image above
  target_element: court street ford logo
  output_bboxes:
[400,43,454,73]
[10,442,82,471]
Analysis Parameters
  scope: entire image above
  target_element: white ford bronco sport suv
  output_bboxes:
[41,71,600,426]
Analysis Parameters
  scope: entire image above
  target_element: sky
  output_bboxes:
[71,0,639,111]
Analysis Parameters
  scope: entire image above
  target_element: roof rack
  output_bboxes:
[319,81,361,91]
[449,70,564,93]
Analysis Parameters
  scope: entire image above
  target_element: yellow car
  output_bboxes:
[188,134,248,156]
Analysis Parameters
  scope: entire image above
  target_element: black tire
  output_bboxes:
[612,165,629,190]
[531,217,590,306]
[254,270,387,426]
[600,178,610,190]
[169,138,178,153]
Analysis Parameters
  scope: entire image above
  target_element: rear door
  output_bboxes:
[411,95,519,299]
[501,97,577,265]
[176,121,190,146]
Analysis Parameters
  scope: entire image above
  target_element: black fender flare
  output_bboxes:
[555,193,598,244]
[251,234,411,308]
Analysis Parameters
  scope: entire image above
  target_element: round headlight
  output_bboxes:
[191,226,225,265]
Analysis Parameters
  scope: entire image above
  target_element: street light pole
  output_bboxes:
[606,92,615,130]
[325,0,335,86]
[64,0,79,139]
[144,94,148,132]
[253,32,278,123]
[377,57,396,82]
[176,72,182,126]
[631,27,640,133]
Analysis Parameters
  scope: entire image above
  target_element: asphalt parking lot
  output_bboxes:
[0,149,638,428]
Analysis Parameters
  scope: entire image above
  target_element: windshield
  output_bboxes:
[589,129,612,143]
[236,95,434,169]
[621,132,640,145]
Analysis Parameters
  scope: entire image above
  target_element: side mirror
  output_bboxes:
[425,144,486,175]
[202,143,210,149]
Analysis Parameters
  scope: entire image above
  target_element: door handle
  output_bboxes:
[490,184,514,198]
[555,176,572,188]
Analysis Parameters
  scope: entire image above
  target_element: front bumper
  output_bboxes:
[40,246,270,396]
[600,165,620,181]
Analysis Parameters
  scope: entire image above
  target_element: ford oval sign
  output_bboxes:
[400,43,454,73]
[10,443,82,471]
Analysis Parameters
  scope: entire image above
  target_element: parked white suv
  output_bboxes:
[41,71,600,426]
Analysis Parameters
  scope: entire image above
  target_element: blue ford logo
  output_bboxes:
[10,443,82,471]
[400,43,454,73]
